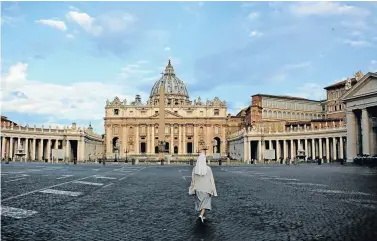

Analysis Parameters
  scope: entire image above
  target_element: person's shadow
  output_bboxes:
[191,217,216,240]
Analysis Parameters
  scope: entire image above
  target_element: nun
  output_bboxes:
[189,153,218,223]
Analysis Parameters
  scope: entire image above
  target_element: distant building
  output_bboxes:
[324,71,363,120]
[0,117,104,162]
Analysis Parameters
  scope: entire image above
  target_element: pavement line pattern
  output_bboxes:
[1,206,38,219]
[4,178,26,183]
[1,170,116,202]
[310,189,374,196]
[73,181,104,186]
[182,176,191,180]
[40,189,82,196]
[94,175,117,180]
[285,182,328,187]
[103,183,114,188]
[119,167,146,180]
[56,175,73,179]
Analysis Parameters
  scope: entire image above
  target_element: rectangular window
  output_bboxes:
[214,109,219,116]
[114,109,119,115]
[200,111,204,116]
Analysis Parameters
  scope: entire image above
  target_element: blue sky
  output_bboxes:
[1,1,377,134]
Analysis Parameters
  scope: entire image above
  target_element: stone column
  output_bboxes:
[47,139,51,162]
[135,125,139,154]
[170,125,174,154]
[269,140,272,150]
[1,137,6,159]
[283,140,287,161]
[10,137,14,159]
[333,137,337,160]
[17,137,21,152]
[221,126,226,156]
[193,125,197,153]
[151,125,155,154]
[311,139,315,159]
[258,140,262,161]
[304,139,308,160]
[178,125,182,154]
[290,139,294,159]
[32,138,36,161]
[326,137,330,162]
[361,108,370,155]
[339,137,344,159]
[25,138,29,161]
[39,139,44,161]
[346,110,357,162]
[65,139,70,161]
[276,140,281,161]
[183,125,186,154]
[319,138,323,159]
[243,136,248,161]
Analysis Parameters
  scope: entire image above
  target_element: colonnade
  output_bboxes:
[243,136,346,163]
[106,123,227,158]
[0,136,82,162]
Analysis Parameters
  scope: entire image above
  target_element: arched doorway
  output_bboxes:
[112,137,120,159]
[174,146,178,154]
[213,137,221,154]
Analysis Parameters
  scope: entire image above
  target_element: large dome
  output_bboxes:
[149,59,189,101]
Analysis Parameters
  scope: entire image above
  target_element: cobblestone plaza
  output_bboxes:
[1,162,377,240]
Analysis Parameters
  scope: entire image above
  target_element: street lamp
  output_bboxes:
[125,148,129,163]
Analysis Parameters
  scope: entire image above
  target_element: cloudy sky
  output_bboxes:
[1,1,377,134]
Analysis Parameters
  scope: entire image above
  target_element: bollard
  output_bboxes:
[132,159,135,165]
[74,159,77,165]
[190,159,194,166]
[219,159,222,166]
[318,159,322,165]
[161,159,164,165]
[103,158,106,166]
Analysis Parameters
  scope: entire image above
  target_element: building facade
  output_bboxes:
[0,121,104,162]
[324,71,363,120]
[227,71,375,163]
[104,60,228,160]
[342,72,377,162]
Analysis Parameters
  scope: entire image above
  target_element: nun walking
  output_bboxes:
[189,153,218,223]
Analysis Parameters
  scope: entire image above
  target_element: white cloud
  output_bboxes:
[247,12,260,20]
[164,46,171,51]
[349,31,363,36]
[287,83,326,101]
[290,2,369,17]
[343,39,372,47]
[66,34,75,39]
[36,19,67,31]
[340,20,368,30]
[269,61,312,83]
[282,61,312,71]
[241,2,255,8]
[371,60,377,65]
[184,2,204,16]
[249,30,263,37]
[270,73,287,82]
[98,12,137,33]
[0,62,150,131]
[66,11,102,35]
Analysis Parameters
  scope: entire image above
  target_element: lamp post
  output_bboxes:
[125,148,128,163]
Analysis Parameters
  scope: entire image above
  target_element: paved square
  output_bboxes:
[1,163,377,240]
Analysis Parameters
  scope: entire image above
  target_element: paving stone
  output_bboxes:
[1,163,377,240]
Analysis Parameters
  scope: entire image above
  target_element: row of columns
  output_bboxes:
[244,136,346,163]
[112,124,227,156]
[0,136,85,162]
[346,108,376,161]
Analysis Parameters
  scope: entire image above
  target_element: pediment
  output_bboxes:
[150,110,183,118]
[342,72,377,101]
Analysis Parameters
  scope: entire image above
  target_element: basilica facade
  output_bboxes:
[104,60,228,159]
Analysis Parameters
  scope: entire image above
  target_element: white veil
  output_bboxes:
[194,153,208,176]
